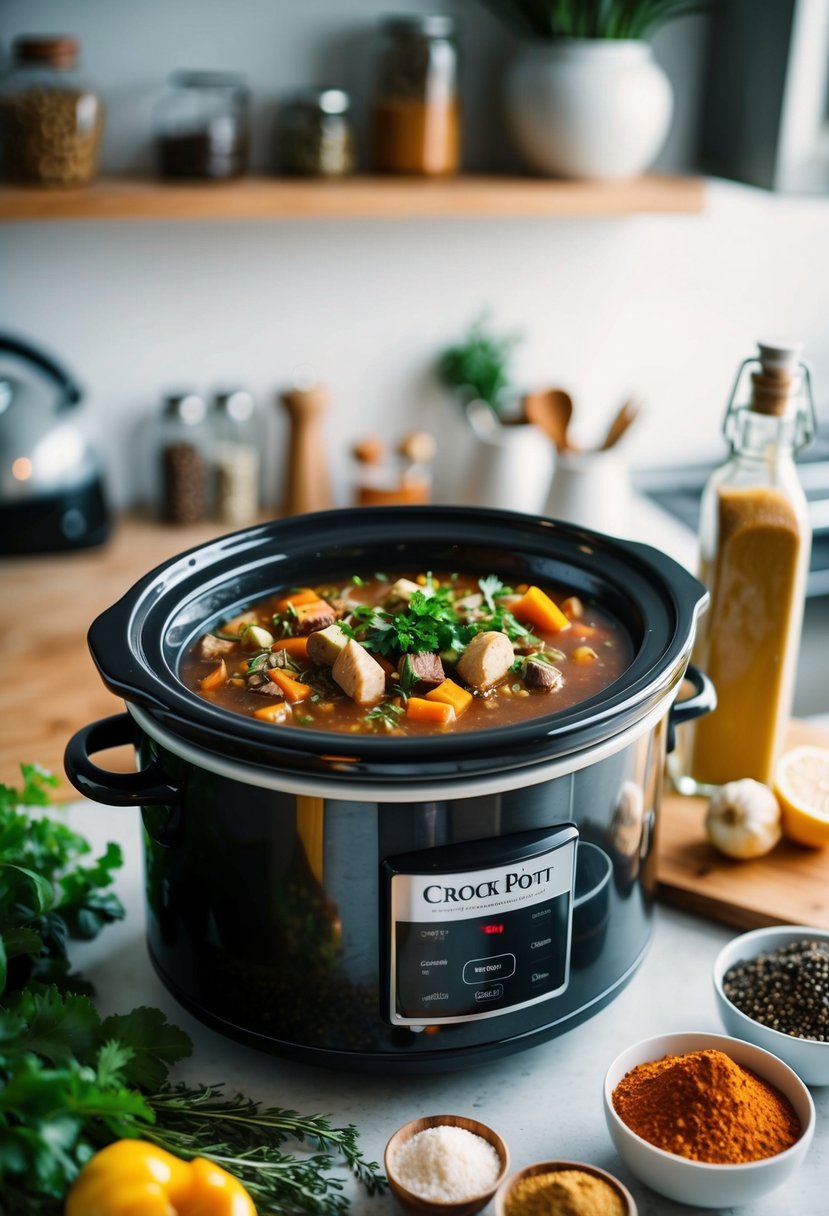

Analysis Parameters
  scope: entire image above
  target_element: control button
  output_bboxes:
[419,957,450,975]
[530,935,553,954]
[531,905,552,921]
[474,984,504,1003]
[530,967,553,987]
[462,953,516,985]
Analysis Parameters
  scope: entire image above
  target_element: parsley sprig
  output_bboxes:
[0,766,386,1215]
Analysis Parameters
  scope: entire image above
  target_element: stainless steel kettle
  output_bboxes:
[0,334,110,554]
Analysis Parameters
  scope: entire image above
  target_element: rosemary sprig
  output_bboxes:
[146,1084,387,1215]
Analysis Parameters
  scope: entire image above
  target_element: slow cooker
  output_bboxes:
[65,507,714,1072]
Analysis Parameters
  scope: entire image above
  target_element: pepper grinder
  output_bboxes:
[278,380,332,516]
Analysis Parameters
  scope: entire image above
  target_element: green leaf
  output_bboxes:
[95,1039,135,1089]
[99,1007,192,1091]
[2,987,101,1067]
[0,864,55,916]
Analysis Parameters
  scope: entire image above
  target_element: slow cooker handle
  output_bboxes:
[667,664,717,752]
[64,713,181,807]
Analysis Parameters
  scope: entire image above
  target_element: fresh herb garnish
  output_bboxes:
[364,702,405,732]
[347,587,475,657]
[0,767,386,1215]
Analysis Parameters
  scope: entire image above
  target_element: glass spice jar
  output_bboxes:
[155,71,250,180]
[276,88,355,177]
[371,14,460,176]
[156,391,210,525]
[1,36,104,186]
[211,388,260,526]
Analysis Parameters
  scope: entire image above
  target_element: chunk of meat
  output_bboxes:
[522,657,565,693]
[294,601,337,635]
[332,638,387,704]
[198,634,237,660]
[398,652,445,690]
[456,631,514,691]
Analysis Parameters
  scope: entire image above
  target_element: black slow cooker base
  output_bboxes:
[147,936,651,1074]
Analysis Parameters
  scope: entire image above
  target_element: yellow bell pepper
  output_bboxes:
[65,1139,257,1216]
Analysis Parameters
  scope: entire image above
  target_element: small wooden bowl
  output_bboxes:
[385,1114,510,1216]
[494,1160,637,1216]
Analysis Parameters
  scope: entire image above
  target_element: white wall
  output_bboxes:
[2,1,828,513]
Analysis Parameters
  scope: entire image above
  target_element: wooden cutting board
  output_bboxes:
[657,719,829,930]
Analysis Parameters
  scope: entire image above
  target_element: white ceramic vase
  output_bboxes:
[505,39,673,179]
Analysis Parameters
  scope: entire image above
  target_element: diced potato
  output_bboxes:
[456,631,514,691]
[306,623,350,666]
[385,577,422,604]
[572,645,598,664]
[332,639,387,705]
[240,623,275,651]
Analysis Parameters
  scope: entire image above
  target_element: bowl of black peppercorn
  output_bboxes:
[713,924,829,1086]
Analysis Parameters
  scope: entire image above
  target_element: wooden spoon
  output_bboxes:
[600,398,641,450]
[523,387,575,452]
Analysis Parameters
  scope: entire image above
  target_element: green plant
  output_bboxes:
[436,314,522,416]
[479,0,706,40]
[0,765,386,1216]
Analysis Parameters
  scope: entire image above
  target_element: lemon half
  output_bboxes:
[773,744,829,848]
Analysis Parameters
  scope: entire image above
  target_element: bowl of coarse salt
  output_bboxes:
[384,1114,509,1216]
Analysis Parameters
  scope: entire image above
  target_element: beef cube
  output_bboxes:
[198,634,237,660]
[522,658,565,693]
[456,631,514,691]
[294,602,337,635]
[398,652,445,690]
[253,680,285,698]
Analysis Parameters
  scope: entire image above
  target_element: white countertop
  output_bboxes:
[64,797,827,1216]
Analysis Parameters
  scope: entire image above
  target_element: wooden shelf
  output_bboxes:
[0,173,705,222]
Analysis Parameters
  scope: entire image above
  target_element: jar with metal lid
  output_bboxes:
[1,36,104,186]
[155,391,210,525]
[155,71,250,180]
[211,388,260,526]
[371,14,460,175]
[276,88,355,177]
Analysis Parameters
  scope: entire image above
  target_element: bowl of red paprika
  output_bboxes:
[602,1031,815,1209]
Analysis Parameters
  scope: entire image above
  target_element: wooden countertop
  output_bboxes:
[2,515,827,932]
[0,514,234,796]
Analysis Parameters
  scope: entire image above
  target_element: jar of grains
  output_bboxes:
[155,391,211,525]
[371,14,460,175]
[276,88,355,177]
[211,388,260,526]
[155,71,250,180]
[1,36,104,186]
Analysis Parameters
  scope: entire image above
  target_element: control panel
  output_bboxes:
[383,825,578,1026]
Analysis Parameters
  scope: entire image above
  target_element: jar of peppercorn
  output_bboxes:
[370,14,460,176]
[155,391,211,525]
[1,35,104,186]
[276,88,355,177]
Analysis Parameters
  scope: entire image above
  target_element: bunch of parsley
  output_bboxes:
[0,766,385,1216]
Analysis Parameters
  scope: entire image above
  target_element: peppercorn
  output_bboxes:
[723,939,829,1041]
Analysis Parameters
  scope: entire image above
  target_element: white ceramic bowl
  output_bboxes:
[603,1031,815,1209]
[713,925,829,1087]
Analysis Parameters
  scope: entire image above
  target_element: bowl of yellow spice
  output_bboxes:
[603,1031,815,1208]
[495,1160,636,1216]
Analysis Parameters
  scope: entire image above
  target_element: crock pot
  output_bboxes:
[65,506,714,1072]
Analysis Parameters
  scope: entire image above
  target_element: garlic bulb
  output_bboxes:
[705,779,781,860]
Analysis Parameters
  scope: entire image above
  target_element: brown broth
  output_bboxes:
[181,572,632,737]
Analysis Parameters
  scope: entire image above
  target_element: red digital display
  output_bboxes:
[481,923,505,935]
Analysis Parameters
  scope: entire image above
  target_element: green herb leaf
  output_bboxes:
[99,1007,192,1092]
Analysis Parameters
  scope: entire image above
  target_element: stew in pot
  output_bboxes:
[182,571,632,736]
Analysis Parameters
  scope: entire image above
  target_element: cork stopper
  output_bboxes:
[750,340,803,416]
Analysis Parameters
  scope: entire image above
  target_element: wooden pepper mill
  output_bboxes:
[278,381,332,516]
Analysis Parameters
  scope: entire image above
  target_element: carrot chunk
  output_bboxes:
[275,588,319,612]
[425,678,473,718]
[270,636,310,660]
[253,701,290,723]
[512,585,571,633]
[268,668,313,702]
[199,659,227,691]
[406,696,456,725]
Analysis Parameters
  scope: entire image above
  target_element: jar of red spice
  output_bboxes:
[370,14,460,176]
